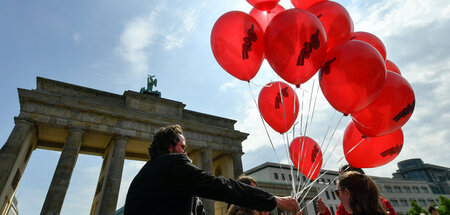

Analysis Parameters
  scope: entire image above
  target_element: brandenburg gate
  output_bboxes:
[0,77,248,215]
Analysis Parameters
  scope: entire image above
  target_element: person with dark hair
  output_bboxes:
[317,164,397,215]
[428,205,439,215]
[227,175,269,215]
[335,171,386,215]
[124,125,300,215]
[339,164,365,175]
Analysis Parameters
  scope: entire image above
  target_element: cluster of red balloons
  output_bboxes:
[211,0,415,174]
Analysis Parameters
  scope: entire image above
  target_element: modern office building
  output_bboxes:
[372,176,448,215]
[245,162,337,215]
[244,160,450,215]
[392,158,450,194]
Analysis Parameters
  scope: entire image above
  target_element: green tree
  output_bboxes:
[409,200,428,215]
[438,195,450,215]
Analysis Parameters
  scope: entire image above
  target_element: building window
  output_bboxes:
[419,199,427,206]
[413,187,420,193]
[274,173,279,180]
[302,176,306,182]
[330,206,335,215]
[391,200,399,207]
[327,179,331,185]
[394,186,402,192]
[325,190,330,200]
[428,199,435,205]
[289,175,292,181]
[385,186,392,193]
[331,190,336,200]
[282,174,286,180]
[431,186,440,193]
[421,187,429,193]
[404,187,411,193]
[400,199,408,206]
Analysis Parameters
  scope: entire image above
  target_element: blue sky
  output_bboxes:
[1,0,449,214]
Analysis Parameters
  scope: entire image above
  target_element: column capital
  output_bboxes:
[114,135,129,142]
[13,117,34,127]
[68,127,85,134]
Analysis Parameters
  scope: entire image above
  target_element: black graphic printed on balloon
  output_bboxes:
[350,36,356,40]
[311,144,319,163]
[317,14,322,18]
[380,144,403,157]
[274,87,289,109]
[393,100,415,122]
[318,57,336,82]
[242,24,257,60]
[297,29,321,66]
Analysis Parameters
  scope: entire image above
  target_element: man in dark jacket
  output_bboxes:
[124,124,299,215]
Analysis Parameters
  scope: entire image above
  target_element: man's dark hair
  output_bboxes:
[428,205,437,213]
[148,125,183,159]
[237,175,257,186]
[339,164,365,175]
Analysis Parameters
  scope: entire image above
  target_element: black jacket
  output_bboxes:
[124,153,276,215]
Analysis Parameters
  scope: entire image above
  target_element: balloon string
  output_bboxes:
[297,141,364,212]
[296,82,344,200]
[351,115,372,129]
[298,113,345,198]
[247,82,289,184]
[249,79,274,88]
[297,79,316,191]
[298,122,343,200]
[298,173,340,212]
[299,79,323,189]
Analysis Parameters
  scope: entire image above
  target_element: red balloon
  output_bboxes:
[351,71,415,137]
[308,1,354,50]
[258,81,299,133]
[249,4,285,32]
[319,40,386,114]
[291,0,327,9]
[247,0,280,11]
[289,136,323,179]
[211,11,264,81]
[343,121,404,168]
[265,9,327,86]
[386,59,402,75]
[351,31,386,61]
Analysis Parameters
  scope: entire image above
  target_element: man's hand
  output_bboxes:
[275,196,300,214]
[317,197,328,215]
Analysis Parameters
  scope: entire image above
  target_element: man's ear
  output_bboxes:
[168,145,174,153]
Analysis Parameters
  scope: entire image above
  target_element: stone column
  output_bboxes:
[201,149,215,214]
[92,136,128,215]
[41,128,84,215]
[0,118,34,214]
[232,152,244,179]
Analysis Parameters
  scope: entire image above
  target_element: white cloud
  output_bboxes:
[116,8,160,77]
[164,7,200,50]
[116,2,201,77]
[348,0,450,37]
[73,33,81,44]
